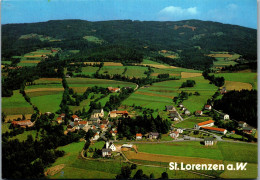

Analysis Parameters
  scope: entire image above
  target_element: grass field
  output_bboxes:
[9,130,39,141]
[214,72,257,89]
[136,141,257,163]
[123,76,216,113]
[25,80,64,113]
[74,66,99,76]
[2,90,34,116]
[48,141,204,179]
[137,141,223,160]
[174,117,212,128]
[67,78,137,90]
[83,36,104,44]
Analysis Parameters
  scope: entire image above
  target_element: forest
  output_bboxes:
[2,19,257,64]
[213,90,257,127]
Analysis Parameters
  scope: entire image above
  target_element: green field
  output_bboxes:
[123,76,216,113]
[9,130,39,141]
[174,117,212,128]
[2,90,34,115]
[30,92,63,113]
[99,66,126,76]
[74,66,99,76]
[137,141,257,163]
[48,141,203,179]
[214,72,257,89]
[67,78,137,89]
[137,141,223,160]
[25,82,64,113]
[83,36,104,44]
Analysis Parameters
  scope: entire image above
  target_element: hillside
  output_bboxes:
[2,19,257,64]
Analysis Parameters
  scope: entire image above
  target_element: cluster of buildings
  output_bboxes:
[135,132,160,140]
[194,119,227,134]
[11,120,34,128]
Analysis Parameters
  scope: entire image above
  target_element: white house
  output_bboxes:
[204,105,212,110]
[238,121,247,128]
[177,128,183,133]
[136,133,142,140]
[194,120,214,130]
[106,141,116,151]
[71,115,79,121]
[222,114,230,120]
[92,109,104,118]
[184,110,190,115]
[195,110,203,116]
[102,148,112,157]
[204,137,215,146]
[170,131,179,139]
[149,132,159,139]
[92,132,100,141]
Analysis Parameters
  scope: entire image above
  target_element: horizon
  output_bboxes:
[1,18,257,30]
[1,0,257,29]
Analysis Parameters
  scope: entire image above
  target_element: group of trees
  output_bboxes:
[2,112,87,179]
[104,88,134,111]
[202,70,225,87]
[180,80,196,88]
[214,90,257,127]
[117,115,171,140]
[116,165,168,179]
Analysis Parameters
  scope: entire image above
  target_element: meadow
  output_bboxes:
[67,78,137,93]
[83,35,104,44]
[123,76,217,113]
[174,117,212,128]
[25,78,64,113]
[2,90,34,116]
[74,66,99,76]
[214,72,257,89]
[47,141,203,179]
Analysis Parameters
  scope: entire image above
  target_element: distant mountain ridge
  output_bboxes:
[2,19,257,60]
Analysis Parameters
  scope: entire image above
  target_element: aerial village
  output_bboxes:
[10,85,257,159]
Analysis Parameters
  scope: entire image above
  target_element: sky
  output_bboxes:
[1,0,258,29]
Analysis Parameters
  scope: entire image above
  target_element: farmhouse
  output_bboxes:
[201,126,227,135]
[165,105,174,111]
[92,109,104,118]
[136,133,142,140]
[204,137,215,146]
[178,104,184,108]
[71,115,79,121]
[184,110,190,115]
[194,120,214,130]
[195,110,203,116]
[204,105,212,110]
[221,114,230,120]
[57,117,63,124]
[11,120,33,128]
[60,113,65,119]
[148,132,159,139]
[78,121,88,131]
[92,132,100,141]
[243,127,254,134]
[106,141,116,151]
[238,121,247,128]
[109,110,129,118]
[108,87,120,93]
[102,148,112,157]
[110,130,118,137]
[169,131,179,139]
[177,128,184,133]
[100,125,105,131]
[67,125,75,132]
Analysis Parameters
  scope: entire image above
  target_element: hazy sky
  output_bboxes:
[1,0,257,29]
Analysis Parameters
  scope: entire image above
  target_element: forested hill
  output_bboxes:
[2,19,257,63]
